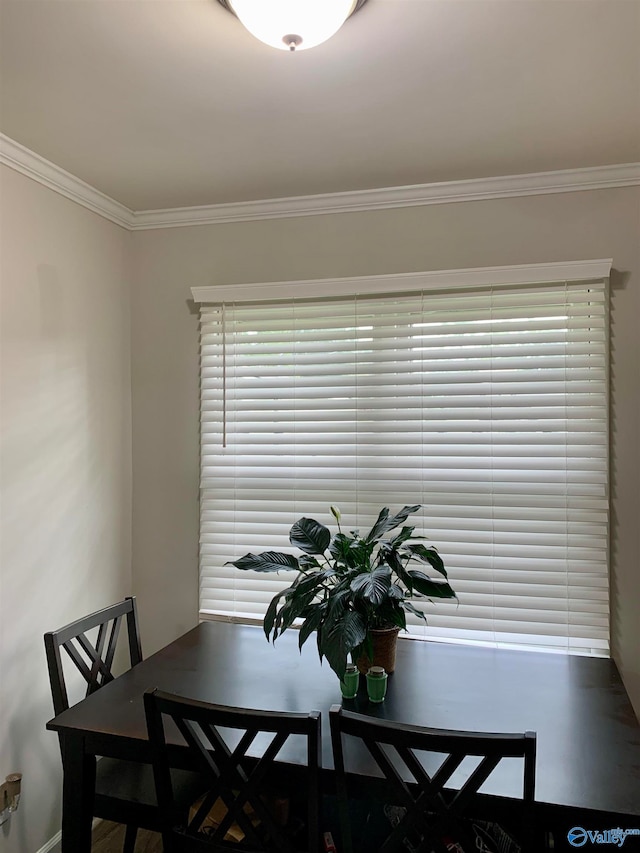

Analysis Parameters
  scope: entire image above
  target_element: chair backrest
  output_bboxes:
[329,704,536,853]
[44,596,143,716]
[144,689,322,853]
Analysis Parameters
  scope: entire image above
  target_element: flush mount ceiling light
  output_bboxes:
[217,0,369,52]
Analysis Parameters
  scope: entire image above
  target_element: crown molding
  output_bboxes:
[0,134,132,229]
[130,162,640,229]
[1,133,638,231]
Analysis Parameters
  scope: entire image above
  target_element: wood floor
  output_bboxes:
[91,821,162,853]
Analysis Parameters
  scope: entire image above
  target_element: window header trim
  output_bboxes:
[191,259,612,305]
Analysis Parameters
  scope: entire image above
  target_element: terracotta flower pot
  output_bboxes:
[356,627,400,674]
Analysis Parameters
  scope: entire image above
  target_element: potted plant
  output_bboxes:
[228,505,456,679]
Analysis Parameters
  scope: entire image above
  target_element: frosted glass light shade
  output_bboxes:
[228,0,357,51]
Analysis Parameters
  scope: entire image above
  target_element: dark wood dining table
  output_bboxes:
[47,620,640,852]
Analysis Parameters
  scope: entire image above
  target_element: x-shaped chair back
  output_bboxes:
[144,689,322,853]
[45,597,143,716]
[329,705,536,853]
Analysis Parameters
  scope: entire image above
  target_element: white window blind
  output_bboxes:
[196,264,610,655]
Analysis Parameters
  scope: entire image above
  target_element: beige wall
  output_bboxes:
[0,166,132,852]
[131,186,640,718]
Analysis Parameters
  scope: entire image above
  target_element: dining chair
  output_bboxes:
[329,704,537,853]
[144,688,323,853]
[44,596,200,853]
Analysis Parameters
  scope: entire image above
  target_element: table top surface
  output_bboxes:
[47,620,640,817]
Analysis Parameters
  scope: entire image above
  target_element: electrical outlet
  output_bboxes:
[0,774,22,825]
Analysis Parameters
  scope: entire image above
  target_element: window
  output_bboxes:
[193,260,611,655]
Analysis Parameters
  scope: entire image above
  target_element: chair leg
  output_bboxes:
[123,823,138,853]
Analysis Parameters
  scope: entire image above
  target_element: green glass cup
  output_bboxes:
[340,664,360,699]
[366,666,388,703]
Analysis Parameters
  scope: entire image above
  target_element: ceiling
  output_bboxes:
[0,0,638,212]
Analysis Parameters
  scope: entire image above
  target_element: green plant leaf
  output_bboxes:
[364,507,390,543]
[365,505,421,542]
[228,552,299,573]
[387,525,415,548]
[291,569,333,598]
[290,517,331,555]
[388,583,404,600]
[298,554,323,571]
[382,608,407,630]
[403,543,448,578]
[350,566,392,606]
[386,505,422,532]
[340,610,368,650]
[349,538,375,568]
[264,586,293,640]
[278,588,318,633]
[298,603,327,650]
[402,600,428,622]
[329,532,355,564]
[326,586,352,619]
[321,611,367,678]
[316,620,325,660]
[406,570,456,599]
[383,547,409,581]
[354,632,373,664]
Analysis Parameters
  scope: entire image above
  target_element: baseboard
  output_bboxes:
[36,819,101,853]
[35,830,61,853]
